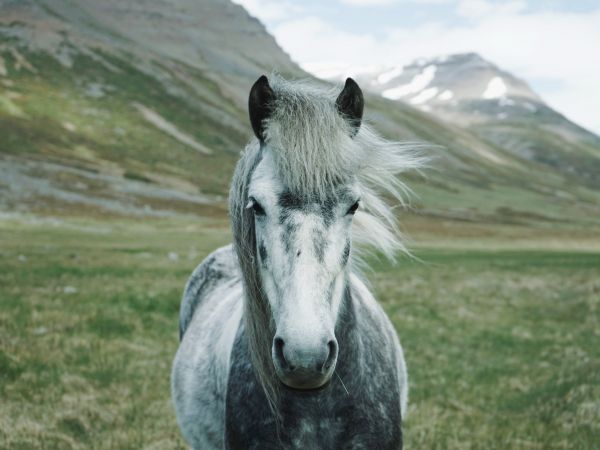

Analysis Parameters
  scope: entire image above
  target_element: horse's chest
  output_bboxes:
[225,341,401,449]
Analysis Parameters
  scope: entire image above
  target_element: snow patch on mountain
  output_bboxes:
[483,77,507,99]
[382,65,437,100]
[439,89,454,101]
[411,87,439,105]
[376,66,403,85]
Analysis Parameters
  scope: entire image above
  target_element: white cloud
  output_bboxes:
[272,5,600,134]
[339,0,452,4]
[456,0,526,20]
[274,17,380,66]
[338,0,395,5]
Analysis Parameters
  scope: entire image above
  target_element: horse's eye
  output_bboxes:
[252,200,265,216]
[346,201,360,215]
[246,198,266,216]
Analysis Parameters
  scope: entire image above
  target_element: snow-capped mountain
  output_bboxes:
[309,53,543,125]
[310,53,600,186]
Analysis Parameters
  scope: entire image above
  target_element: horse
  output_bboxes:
[171,74,424,449]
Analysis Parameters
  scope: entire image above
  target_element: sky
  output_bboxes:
[232,0,600,134]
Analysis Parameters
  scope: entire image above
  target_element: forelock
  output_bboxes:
[263,76,360,199]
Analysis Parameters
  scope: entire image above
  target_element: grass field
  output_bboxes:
[0,216,599,449]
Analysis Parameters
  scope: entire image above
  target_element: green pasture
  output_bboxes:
[0,217,598,449]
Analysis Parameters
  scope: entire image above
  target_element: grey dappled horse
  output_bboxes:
[172,75,424,449]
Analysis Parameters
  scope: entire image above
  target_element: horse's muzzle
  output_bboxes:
[271,335,338,389]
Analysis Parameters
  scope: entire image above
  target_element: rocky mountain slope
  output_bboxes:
[1,0,599,230]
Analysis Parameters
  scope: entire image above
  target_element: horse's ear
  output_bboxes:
[249,75,274,141]
[336,77,364,136]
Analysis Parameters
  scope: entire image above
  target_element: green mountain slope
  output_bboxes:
[1,0,599,232]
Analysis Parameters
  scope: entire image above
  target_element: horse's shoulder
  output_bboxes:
[179,244,240,340]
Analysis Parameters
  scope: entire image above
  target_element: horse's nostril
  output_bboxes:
[321,340,338,372]
[274,337,295,371]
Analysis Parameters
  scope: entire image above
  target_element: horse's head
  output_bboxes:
[242,76,363,390]
[231,75,421,396]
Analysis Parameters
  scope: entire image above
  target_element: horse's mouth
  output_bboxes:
[275,368,334,391]
[278,375,333,392]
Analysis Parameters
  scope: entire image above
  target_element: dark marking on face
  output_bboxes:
[277,187,358,229]
[278,192,304,226]
[278,211,289,225]
[258,240,268,265]
[341,239,351,266]
[282,220,299,254]
[297,250,301,257]
[313,228,327,262]
[278,190,304,211]
[319,196,337,227]
[276,187,356,265]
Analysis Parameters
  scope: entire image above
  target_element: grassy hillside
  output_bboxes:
[2,2,600,229]
[1,42,599,228]
[0,44,242,202]
[1,217,598,449]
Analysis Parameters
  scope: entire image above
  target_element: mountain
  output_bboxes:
[314,53,542,123]
[312,53,600,188]
[1,0,599,231]
[0,0,304,216]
